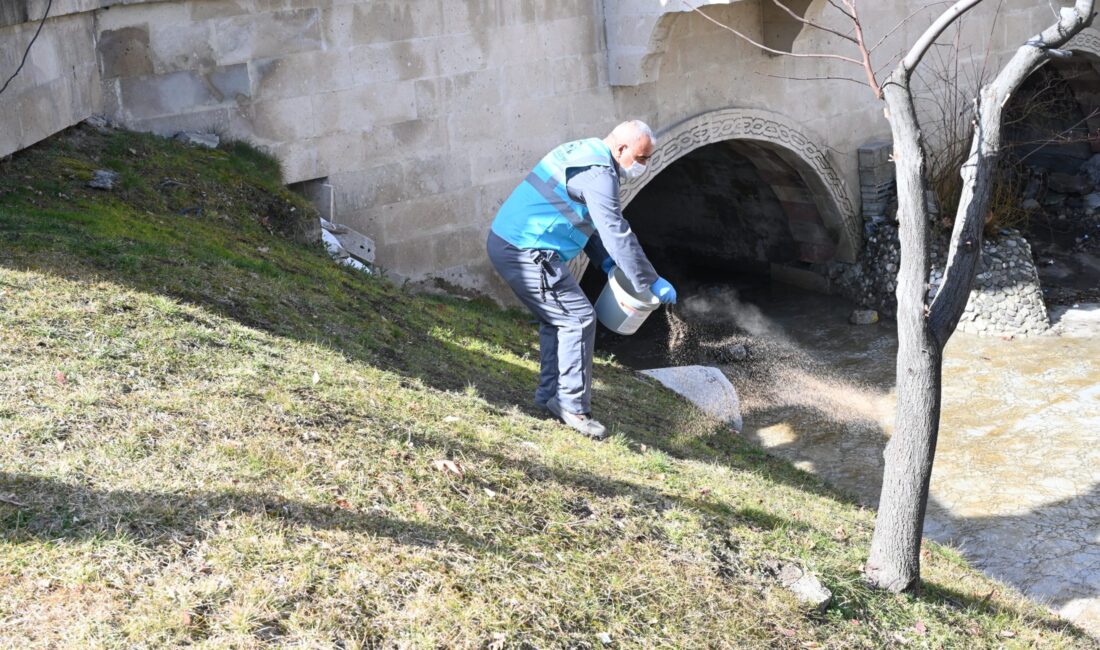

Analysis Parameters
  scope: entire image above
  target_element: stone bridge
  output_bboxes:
[0,0,1089,297]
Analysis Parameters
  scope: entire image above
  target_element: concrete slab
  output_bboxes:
[640,365,743,432]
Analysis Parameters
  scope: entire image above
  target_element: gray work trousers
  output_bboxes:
[486,231,595,414]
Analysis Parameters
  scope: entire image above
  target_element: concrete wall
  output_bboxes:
[0,0,1082,300]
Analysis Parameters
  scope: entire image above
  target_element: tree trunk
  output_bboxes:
[865,77,943,591]
[864,1,1095,592]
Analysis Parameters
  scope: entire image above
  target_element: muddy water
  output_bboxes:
[600,283,1100,636]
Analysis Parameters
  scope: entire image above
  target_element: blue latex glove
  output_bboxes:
[651,277,677,304]
[601,256,616,274]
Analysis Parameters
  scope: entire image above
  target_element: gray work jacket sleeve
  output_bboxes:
[566,165,659,293]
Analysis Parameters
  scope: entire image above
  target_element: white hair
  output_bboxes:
[610,120,657,148]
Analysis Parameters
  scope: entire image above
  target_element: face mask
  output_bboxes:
[624,160,646,179]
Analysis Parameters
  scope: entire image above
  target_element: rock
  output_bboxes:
[1022,198,1041,211]
[83,114,116,132]
[1042,192,1067,207]
[1083,192,1100,212]
[1082,153,1100,185]
[174,131,220,148]
[716,343,748,363]
[1048,172,1091,195]
[777,563,832,613]
[641,366,742,432]
[321,218,375,264]
[849,309,879,325]
[87,170,119,190]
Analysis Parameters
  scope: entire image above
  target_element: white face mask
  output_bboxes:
[624,160,646,179]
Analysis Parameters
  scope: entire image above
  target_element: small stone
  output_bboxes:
[597,632,612,645]
[718,343,749,362]
[1022,198,1041,211]
[777,563,832,613]
[87,170,119,190]
[1048,172,1091,195]
[174,132,220,148]
[83,114,115,132]
[1042,192,1067,207]
[850,309,879,325]
[1084,192,1100,212]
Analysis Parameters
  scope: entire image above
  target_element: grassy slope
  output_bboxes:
[0,125,1092,649]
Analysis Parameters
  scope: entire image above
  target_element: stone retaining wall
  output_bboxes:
[828,140,1050,337]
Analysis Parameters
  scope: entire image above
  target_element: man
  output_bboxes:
[486,120,676,440]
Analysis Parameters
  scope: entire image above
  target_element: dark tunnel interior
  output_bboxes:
[580,140,836,310]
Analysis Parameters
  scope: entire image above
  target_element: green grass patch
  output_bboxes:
[0,125,1093,648]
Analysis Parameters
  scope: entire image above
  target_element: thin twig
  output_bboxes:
[757,71,869,87]
[0,495,26,508]
[766,0,858,44]
[842,0,883,97]
[681,0,864,66]
[826,0,856,21]
[0,0,54,98]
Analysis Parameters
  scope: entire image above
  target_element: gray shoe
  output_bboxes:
[546,397,608,440]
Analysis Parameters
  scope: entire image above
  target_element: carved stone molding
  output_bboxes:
[1067,28,1100,58]
[622,108,860,261]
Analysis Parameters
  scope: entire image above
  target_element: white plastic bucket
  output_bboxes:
[595,266,660,335]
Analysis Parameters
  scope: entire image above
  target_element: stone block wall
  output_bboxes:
[0,0,1078,301]
[0,7,101,157]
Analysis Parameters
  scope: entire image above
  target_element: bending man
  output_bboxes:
[486,120,676,440]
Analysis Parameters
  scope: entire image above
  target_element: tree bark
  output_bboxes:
[865,0,1096,592]
[865,76,942,591]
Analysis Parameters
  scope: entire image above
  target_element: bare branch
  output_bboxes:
[681,0,865,66]
[842,0,884,98]
[826,0,856,21]
[767,0,858,44]
[869,2,955,53]
[901,0,985,76]
[756,71,870,87]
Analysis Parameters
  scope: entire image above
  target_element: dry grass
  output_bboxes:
[0,126,1094,648]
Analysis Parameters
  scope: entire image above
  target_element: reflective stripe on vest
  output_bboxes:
[490,138,614,261]
[523,170,595,237]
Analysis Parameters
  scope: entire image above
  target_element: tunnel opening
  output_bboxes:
[581,138,848,369]
[998,57,1100,306]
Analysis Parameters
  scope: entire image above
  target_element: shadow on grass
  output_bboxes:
[0,471,515,557]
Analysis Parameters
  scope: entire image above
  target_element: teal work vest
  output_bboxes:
[490,138,615,261]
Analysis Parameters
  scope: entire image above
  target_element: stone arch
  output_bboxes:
[1067,27,1100,58]
[623,108,860,263]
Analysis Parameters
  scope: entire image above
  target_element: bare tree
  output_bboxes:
[685,0,1095,591]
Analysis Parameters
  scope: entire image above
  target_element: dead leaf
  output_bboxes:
[442,415,461,423]
[488,632,507,650]
[432,459,465,478]
[54,371,66,385]
[181,610,193,626]
[639,444,648,452]
[311,371,320,385]
[999,629,1017,638]
[833,526,848,541]
[913,620,927,636]
[414,501,427,515]
[483,487,497,498]
[334,498,352,510]
[892,632,910,645]
[778,627,797,638]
